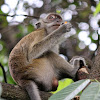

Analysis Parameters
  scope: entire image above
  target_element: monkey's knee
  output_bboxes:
[69,56,87,77]
[70,56,87,68]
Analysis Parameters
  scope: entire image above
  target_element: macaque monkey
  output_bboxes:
[9,13,86,100]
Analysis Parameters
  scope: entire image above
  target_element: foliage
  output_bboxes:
[0,9,8,28]
[80,82,100,100]
[0,40,7,55]
[49,79,100,100]
[94,2,100,16]
[0,55,15,84]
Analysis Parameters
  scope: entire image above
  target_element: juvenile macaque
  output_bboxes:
[9,13,86,100]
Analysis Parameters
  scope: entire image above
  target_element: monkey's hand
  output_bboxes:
[57,22,72,35]
[64,22,72,32]
[69,56,87,77]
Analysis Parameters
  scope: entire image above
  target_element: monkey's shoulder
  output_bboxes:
[21,28,46,42]
[10,28,46,56]
[29,28,46,37]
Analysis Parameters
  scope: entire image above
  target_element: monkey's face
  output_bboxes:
[45,14,63,31]
[35,13,64,34]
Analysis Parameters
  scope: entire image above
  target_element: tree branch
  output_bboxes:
[0,83,52,100]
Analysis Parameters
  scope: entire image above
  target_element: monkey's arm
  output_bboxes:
[28,23,71,61]
[47,52,87,78]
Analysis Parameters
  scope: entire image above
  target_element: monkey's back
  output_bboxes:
[8,28,46,83]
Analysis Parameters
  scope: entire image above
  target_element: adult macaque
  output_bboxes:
[9,13,86,100]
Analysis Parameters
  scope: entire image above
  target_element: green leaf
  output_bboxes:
[27,24,34,33]
[51,78,74,94]
[7,75,16,84]
[56,10,61,14]
[80,82,100,100]
[16,33,23,38]
[49,79,90,100]
[94,2,100,16]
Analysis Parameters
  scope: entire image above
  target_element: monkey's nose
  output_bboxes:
[61,22,64,25]
[57,20,60,23]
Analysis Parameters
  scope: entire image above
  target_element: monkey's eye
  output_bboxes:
[49,15,56,20]
[56,15,62,20]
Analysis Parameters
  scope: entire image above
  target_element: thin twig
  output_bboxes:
[0,14,39,19]
[0,63,7,83]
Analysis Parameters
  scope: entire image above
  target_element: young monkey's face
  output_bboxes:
[45,14,63,31]
[35,13,64,34]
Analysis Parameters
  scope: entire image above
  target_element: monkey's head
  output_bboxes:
[35,13,64,34]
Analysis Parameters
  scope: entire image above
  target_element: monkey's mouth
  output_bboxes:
[53,24,60,26]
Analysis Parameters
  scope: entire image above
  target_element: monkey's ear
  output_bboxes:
[35,22,41,29]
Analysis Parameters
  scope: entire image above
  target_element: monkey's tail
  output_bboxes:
[0,63,7,83]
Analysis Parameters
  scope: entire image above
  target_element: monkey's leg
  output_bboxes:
[48,52,86,78]
[19,80,41,100]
